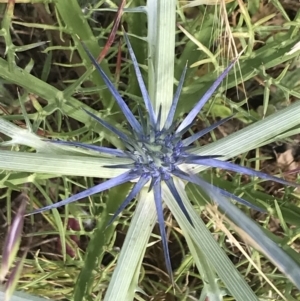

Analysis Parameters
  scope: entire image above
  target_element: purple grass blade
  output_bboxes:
[123,33,156,127]
[0,198,26,282]
[27,170,138,215]
[165,177,193,226]
[172,168,265,211]
[80,41,142,134]
[184,157,299,188]
[4,250,28,301]
[153,182,174,283]
[46,140,129,158]
[107,174,150,226]
[83,108,132,144]
[176,60,236,133]
[181,115,233,146]
[164,63,188,130]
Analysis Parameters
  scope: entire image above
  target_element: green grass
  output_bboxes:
[0,0,300,300]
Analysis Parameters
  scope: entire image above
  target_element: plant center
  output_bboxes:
[132,131,182,180]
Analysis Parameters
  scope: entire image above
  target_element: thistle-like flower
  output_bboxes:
[29,33,297,279]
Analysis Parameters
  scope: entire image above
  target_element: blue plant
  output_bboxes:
[29,33,297,280]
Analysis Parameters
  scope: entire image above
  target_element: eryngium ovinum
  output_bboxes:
[29,33,297,280]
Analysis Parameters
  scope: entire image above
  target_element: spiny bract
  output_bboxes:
[30,33,296,279]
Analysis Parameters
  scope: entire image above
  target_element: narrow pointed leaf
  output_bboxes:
[176,60,236,133]
[137,105,147,135]
[173,168,265,211]
[148,176,158,192]
[155,104,162,132]
[83,109,145,157]
[179,154,222,160]
[83,108,132,144]
[153,182,173,281]
[185,157,299,187]
[161,119,179,140]
[174,120,199,139]
[107,175,150,226]
[28,170,137,215]
[81,41,143,134]
[46,140,129,157]
[165,177,193,225]
[123,32,156,127]
[164,63,188,130]
[182,115,233,146]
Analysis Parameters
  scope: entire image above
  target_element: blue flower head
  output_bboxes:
[29,33,297,280]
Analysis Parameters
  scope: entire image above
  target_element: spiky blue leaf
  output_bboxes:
[123,33,156,128]
[153,181,173,282]
[165,177,193,225]
[46,139,129,157]
[81,41,143,135]
[181,115,233,147]
[83,108,130,142]
[164,63,188,130]
[172,168,265,212]
[184,157,298,188]
[107,174,150,226]
[28,170,137,215]
[176,60,236,133]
